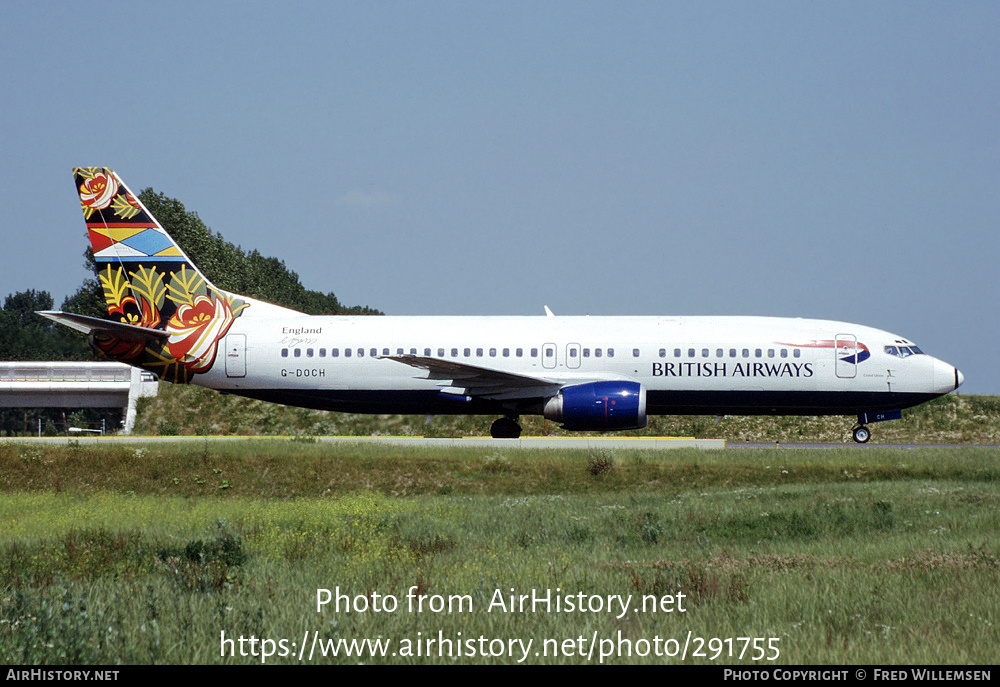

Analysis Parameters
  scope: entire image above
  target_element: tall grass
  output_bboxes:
[0,443,997,664]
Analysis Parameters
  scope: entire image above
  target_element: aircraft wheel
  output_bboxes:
[852,425,871,444]
[490,417,522,439]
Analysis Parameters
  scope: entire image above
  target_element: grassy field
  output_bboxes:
[0,440,997,664]
[129,383,1000,444]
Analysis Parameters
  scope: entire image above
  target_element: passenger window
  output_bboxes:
[503,348,510,357]
[332,349,339,357]
[793,349,801,358]
[476,348,484,357]
[633,348,640,357]
[306,348,314,357]
[516,348,523,357]
[595,349,602,358]
[742,349,749,358]
[583,348,590,357]
[767,349,775,358]
[531,348,538,357]
[608,348,615,358]
[659,348,666,358]
[780,349,788,358]
[688,348,695,358]
[294,349,301,358]
[755,349,762,358]
[464,348,471,357]
[409,348,417,355]
[451,348,458,357]
[370,348,377,357]
[489,348,497,357]
[357,348,364,358]
[281,348,288,358]
[344,349,351,357]
[729,349,736,358]
[438,348,445,357]
[570,348,578,357]
[701,349,709,358]
[716,349,724,358]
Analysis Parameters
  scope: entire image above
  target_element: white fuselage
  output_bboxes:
[196,313,961,419]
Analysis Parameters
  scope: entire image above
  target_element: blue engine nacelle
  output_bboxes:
[543,381,647,431]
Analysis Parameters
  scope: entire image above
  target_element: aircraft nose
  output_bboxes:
[933,358,963,393]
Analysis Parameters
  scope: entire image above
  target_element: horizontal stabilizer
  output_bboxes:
[36,310,169,342]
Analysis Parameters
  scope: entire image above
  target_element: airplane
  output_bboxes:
[40,167,964,443]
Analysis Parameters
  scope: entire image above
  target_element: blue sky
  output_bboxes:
[2,1,997,393]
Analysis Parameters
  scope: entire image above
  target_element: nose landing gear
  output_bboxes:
[852,424,871,444]
[850,410,902,443]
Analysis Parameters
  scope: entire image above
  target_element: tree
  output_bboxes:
[134,189,382,316]
[0,290,89,361]
[1,188,381,364]
[68,189,380,317]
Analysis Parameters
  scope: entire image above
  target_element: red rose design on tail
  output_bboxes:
[166,294,235,373]
[79,172,119,212]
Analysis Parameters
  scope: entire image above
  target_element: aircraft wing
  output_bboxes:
[36,310,169,343]
[381,354,563,400]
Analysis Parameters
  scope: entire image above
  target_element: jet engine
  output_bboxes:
[543,381,647,431]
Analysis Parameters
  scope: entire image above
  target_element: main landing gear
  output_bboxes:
[490,416,522,439]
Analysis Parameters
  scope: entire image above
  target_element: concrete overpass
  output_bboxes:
[0,362,158,434]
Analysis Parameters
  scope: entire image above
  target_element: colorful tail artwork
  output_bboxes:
[66,168,250,382]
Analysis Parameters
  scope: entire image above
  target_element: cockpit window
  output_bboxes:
[885,345,925,358]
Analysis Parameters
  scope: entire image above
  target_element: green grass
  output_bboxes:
[0,442,997,664]
[2,440,997,497]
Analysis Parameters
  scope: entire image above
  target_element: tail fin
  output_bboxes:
[75,166,223,295]
[69,167,249,382]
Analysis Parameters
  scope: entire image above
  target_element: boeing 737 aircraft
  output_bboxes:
[41,168,963,442]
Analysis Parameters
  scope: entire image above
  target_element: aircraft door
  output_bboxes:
[542,343,557,369]
[225,334,246,378]
[835,334,857,379]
